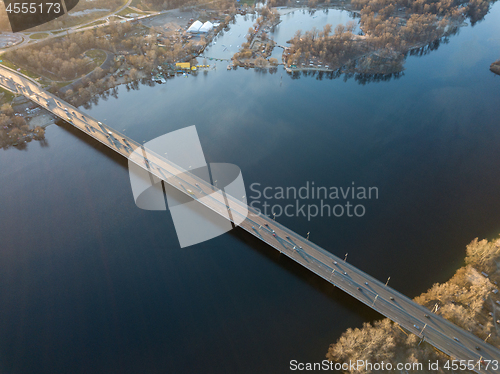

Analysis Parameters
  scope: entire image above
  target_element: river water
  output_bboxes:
[1,5,500,374]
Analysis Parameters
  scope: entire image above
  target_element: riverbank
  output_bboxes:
[280,0,497,76]
[491,59,500,75]
[326,236,500,372]
[0,100,48,150]
[284,14,464,76]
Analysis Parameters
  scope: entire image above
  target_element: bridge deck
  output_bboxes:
[1,66,499,372]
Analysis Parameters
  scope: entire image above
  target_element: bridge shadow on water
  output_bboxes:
[57,118,382,325]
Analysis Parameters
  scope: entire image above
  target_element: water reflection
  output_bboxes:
[284,27,460,84]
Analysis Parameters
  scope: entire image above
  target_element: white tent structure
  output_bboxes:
[198,21,214,33]
[187,20,203,33]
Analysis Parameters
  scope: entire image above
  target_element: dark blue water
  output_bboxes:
[1,5,500,374]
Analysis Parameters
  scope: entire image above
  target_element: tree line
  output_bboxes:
[352,0,495,25]
[232,6,280,66]
[138,0,235,11]
[0,0,123,32]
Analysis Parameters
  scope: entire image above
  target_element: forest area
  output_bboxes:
[4,20,198,86]
[285,0,497,74]
[326,236,500,373]
[491,59,500,75]
[0,103,45,149]
[4,25,126,82]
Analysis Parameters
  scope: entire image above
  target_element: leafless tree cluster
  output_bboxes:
[287,14,448,70]
[286,0,496,74]
[268,0,331,7]
[326,236,500,372]
[0,104,45,149]
[232,6,279,66]
[260,6,281,24]
[6,27,116,80]
[327,318,470,373]
[491,59,500,75]
[6,21,172,81]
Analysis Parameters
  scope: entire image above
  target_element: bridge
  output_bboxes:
[1,65,499,373]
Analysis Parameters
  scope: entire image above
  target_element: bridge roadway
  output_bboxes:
[2,66,500,372]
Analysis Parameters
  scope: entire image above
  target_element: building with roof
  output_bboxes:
[198,21,214,33]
